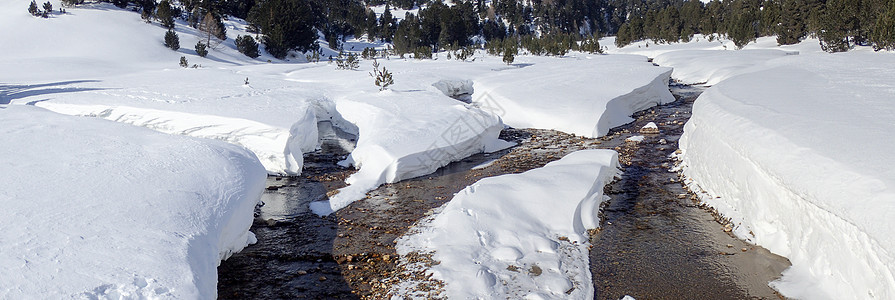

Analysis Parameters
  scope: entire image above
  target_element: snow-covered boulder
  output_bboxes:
[678,52,895,299]
[0,105,266,299]
[474,54,674,138]
[394,149,620,299]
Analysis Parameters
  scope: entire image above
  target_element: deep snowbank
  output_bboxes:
[474,55,674,137]
[678,52,895,299]
[653,49,797,85]
[0,105,266,299]
[394,150,620,299]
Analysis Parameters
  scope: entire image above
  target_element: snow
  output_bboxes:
[677,51,895,299]
[0,105,267,299]
[653,49,798,85]
[474,54,675,138]
[625,135,645,143]
[394,150,620,299]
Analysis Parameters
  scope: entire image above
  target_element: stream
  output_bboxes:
[217,84,790,299]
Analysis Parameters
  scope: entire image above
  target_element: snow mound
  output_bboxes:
[678,52,895,299]
[474,55,674,137]
[311,90,507,214]
[653,49,797,85]
[394,150,620,299]
[0,105,266,299]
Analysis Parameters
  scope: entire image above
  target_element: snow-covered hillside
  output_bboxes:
[0,105,267,299]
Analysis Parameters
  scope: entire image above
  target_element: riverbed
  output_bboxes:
[217,84,790,299]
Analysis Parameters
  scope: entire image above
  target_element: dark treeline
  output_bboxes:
[96,0,895,59]
[613,0,895,52]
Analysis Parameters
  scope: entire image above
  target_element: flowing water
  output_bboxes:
[590,84,790,299]
[218,84,790,299]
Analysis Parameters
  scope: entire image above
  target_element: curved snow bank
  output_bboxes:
[311,90,511,215]
[474,54,674,137]
[653,49,797,85]
[393,150,620,299]
[37,103,317,175]
[0,105,266,299]
[678,52,895,299]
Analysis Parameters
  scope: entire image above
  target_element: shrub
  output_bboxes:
[164,29,180,50]
[195,41,208,57]
[235,35,260,58]
[179,56,188,68]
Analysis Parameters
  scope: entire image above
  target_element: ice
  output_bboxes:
[0,105,266,298]
[394,150,620,299]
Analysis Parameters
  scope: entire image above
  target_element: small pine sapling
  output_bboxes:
[28,1,39,16]
[369,60,394,91]
[41,1,52,17]
[179,56,189,68]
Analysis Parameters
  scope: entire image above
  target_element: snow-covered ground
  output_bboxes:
[393,150,620,299]
[676,51,895,299]
[0,105,267,299]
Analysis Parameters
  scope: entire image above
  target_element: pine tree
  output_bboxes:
[156,0,175,29]
[235,35,260,58]
[180,56,189,68]
[502,39,517,65]
[247,0,317,59]
[379,5,396,42]
[112,0,128,9]
[164,29,180,50]
[28,0,39,16]
[369,60,394,91]
[42,1,52,18]
[871,0,895,50]
[195,41,208,57]
[777,0,808,45]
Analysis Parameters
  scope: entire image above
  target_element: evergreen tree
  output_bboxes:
[777,0,808,45]
[112,0,128,9]
[28,1,39,16]
[195,41,208,57]
[156,0,176,29]
[248,0,317,59]
[165,29,180,50]
[502,38,517,65]
[42,1,52,17]
[379,5,396,42]
[871,0,895,50]
[235,35,260,58]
